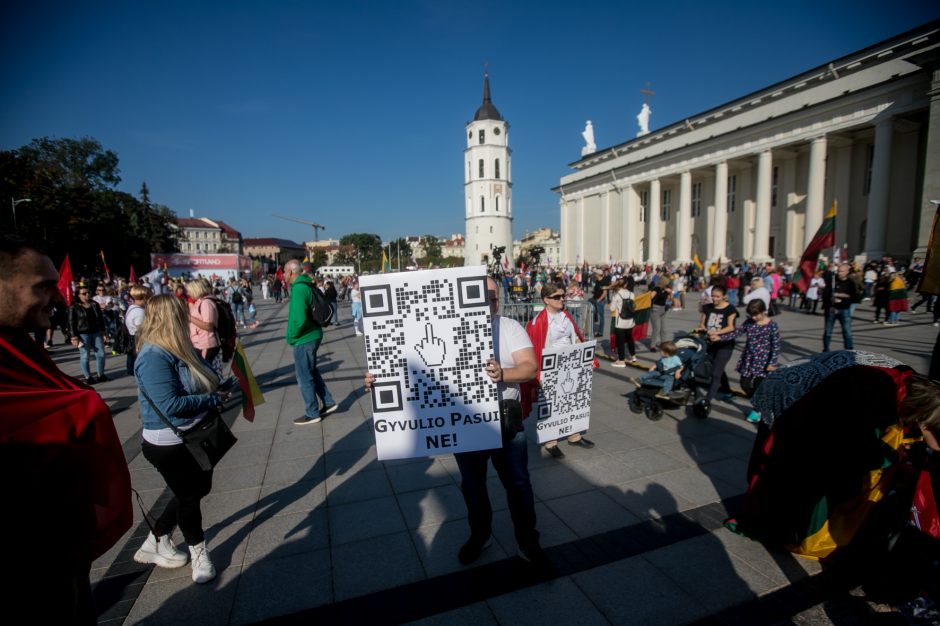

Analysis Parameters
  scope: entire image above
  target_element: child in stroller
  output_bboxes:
[628,332,713,420]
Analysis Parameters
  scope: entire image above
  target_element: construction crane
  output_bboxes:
[271,214,325,241]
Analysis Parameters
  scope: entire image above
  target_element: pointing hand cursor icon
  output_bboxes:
[415,323,447,367]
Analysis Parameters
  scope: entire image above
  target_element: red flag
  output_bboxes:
[57,255,74,306]
[128,265,137,284]
[0,332,132,559]
[795,202,837,293]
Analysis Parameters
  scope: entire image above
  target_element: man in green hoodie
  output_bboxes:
[284,259,337,424]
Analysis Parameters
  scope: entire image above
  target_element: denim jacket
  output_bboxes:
[135,343,220,431]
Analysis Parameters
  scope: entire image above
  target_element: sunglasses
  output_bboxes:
[79,292,90,295]
[545,294,565,300]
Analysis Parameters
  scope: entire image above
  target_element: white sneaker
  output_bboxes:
[189,542,217,583]
[134,532,188,568]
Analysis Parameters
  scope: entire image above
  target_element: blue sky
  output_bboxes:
[2,1,936,245]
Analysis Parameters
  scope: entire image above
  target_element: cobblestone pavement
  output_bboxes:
[64,296,936,625]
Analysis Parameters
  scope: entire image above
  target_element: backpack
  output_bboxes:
[304,282,334,327]
[618,293,636,320]
[112,315,133,355]
[208,297,237,362]
[230,288,243,305]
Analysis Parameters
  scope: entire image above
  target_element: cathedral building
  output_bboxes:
[464,73,514,267]
[555,20,940,266]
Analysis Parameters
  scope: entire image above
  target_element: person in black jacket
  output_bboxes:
[821,263,860,352]
[324,279,339,325]
[69,287,108,383]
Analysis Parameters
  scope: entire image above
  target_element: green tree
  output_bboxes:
[0,137,178,275]
[389,237,413,266]
[311,248,329,268]
[421,235,442,261]
[339,233,382,272]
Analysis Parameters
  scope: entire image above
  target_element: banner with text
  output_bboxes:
[534,341,596,443]
[360,266,501,460]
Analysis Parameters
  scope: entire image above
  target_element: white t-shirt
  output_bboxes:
[493,315,533,401]
[610,289,636,329]
[125,304,145,336]
[546,310,577,347]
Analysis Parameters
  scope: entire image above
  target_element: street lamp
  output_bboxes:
[11,197,31,231]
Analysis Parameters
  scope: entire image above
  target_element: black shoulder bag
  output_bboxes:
[140,388,237,471]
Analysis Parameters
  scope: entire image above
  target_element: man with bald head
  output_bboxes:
[284,259,337,424]
[822,262,859,352]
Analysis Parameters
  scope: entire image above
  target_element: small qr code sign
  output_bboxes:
[534,340,595,444]
[360,266,502,460]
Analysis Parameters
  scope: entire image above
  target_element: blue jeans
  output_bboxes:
[592,299,606,336]
[232,302,245,325]
[78,332,105,378]
[727,289,739,306]
[641,370,675,392]
[292,339,334,417]
[330,301,339,323]
[823,308,854,352]
[454,430,539,549]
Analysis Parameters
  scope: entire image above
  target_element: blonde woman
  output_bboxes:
[186,279,221,373]
[133,295,229,584]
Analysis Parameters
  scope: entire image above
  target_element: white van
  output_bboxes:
[316,265,355,277]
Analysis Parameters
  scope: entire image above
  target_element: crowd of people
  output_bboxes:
[3,231,937,622]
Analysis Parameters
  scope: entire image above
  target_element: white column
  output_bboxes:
[622,185,638,263]
[675,171,692,263]
[602,191,611,264]
[648,179,661,263]
[560,199,569,264]
[865,119,893,259]
[578,197,586,264]
[804,136,827,248]
[712,162,728,263]
[753,149,772,262]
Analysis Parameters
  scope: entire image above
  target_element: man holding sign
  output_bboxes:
[453,277,546,567]
[364,276,548,569]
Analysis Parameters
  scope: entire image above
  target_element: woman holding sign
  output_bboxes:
[525,282,596,459]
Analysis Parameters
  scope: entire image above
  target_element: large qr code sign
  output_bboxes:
[535,341,595,444]
[360,267,502,460]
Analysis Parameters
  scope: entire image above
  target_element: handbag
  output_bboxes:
[141,388,237,471]
[500,399,524,436]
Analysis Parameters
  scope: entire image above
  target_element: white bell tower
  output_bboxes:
[464,72,513,269]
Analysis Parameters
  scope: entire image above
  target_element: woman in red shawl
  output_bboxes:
[523,281,597,459]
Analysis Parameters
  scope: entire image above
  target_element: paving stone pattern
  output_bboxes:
[65,296,935,625]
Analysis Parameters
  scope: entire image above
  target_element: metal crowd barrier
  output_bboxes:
[499,299,594,338]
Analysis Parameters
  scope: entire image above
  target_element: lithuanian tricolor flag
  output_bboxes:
[631,291,653,341]
[887,275,909,313]
[231,340,265,422]
[916,200,940,295]
[726,365,919,562]
[795,201,837,293]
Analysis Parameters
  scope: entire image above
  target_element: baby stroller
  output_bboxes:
[627,331,713,421]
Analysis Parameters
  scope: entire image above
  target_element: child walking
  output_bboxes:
[708,299,780,423]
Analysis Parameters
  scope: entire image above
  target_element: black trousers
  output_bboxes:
[614,327,636,360]
[741,376,765,399]
[707,346,734,401]
[142,440,213,545]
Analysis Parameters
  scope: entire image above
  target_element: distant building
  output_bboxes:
[514,228,561,266]
[440,234,466,260]
[243,237,305,266]
[555,20,940,265]
[174,217,243,255]
[305,239,343,264]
